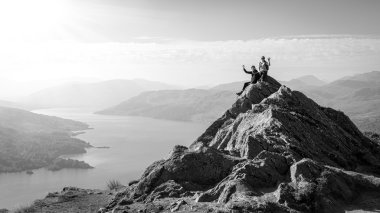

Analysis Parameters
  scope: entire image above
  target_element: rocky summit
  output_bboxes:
[28,76,380,213]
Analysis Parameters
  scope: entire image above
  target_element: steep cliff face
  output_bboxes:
[102,76,380,213]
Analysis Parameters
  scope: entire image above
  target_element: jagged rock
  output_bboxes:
[145,180,185,201]
[104,76,380,213]
[118,198,133,205]
[275,158,380,212]
[364,131,380,146]
[132,145,243,199]
[196,151,289,203]
[128,180,139,186]
[19,188,114,213]
[191,76,282,149]
[98,207,106,213]
[170,199,187,212]
[204,85,380,170]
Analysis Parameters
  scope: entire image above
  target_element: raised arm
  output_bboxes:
[242,65,253,74]
[268,57,271,66]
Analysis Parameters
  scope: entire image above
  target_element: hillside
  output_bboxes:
[210,75,326,92]
[0,99,28,110]
[303,71,380,132]
[97,75,325,123]
[96,89,235,122]
[19,79,178,109]
[292,75,326,86]
[98,72,380,133]
[26,76,380,213]
[0,106,92,173]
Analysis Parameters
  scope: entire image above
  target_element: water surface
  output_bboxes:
[0,108,207,209]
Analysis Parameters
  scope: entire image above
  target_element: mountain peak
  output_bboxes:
[69,75,380,212]
[191,76,282,148]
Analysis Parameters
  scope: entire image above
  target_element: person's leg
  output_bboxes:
[260,71,267,82]
[259,72,264,82]
[262,71,267,81]
[242,82,250,90]
[252,73,259,83]
[236,82,250,95]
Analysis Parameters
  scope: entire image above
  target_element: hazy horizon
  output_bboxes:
[0,0,380,98]
[2,70,380,100]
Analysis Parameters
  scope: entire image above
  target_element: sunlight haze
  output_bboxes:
[0,0,379,97]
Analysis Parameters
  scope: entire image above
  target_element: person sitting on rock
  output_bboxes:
[259,56,271,82]
[236,65,260,96]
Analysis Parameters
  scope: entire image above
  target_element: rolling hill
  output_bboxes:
[0,106,92,173]
[211,75,326,92]
[96,89,236,122]
[97,75,327,123]
[19,79,179,109]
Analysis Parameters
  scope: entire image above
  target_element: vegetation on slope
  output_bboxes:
[0,106,92,173]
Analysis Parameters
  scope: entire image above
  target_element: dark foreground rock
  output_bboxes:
[15,187,113,213]
[26,76,380,213]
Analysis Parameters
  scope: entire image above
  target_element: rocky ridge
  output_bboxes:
[106,76,380,212]
[24,76,380,213]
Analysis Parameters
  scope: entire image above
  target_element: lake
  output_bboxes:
[0,108,208,210]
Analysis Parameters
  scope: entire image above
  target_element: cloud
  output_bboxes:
[3,35,380,64]
[0,35,379,86]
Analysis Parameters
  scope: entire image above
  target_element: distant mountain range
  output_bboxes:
[96,89,236,122]
[97,71,380,132]
[0,99,28,110]
[0,106,92,173]
[18,79,179,109]
[211,75,326,92]
[303,71,380,133]
[97,75,329,123]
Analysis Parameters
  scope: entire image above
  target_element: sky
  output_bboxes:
[0,0,380,97]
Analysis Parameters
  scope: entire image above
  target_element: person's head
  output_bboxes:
[261,56,265,61]
[251,65,256,70]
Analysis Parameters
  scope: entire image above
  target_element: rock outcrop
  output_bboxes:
[102,76,380,213]
[35,76,379,213]
[15,187,114,213]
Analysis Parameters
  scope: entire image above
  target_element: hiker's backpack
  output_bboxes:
[260,61,269,71]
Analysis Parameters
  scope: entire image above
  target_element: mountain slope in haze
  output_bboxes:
[0,99,28,110]
[0,106,92,173]
[341,70,380,82]
[292,74,326,86]
[209,81,243,92]
[29,76,380,213]
[305,71,380,102]
[303,71,380,132]
[98,72,380,132]
[20,79,179,109]
[98,75,325,123]
[96,89,236,122]
[210,75,326,92]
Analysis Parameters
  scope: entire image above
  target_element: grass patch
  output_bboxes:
[107,179,124,190]
[13,204,36,213]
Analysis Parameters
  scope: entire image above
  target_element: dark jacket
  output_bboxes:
[243,67,260,83]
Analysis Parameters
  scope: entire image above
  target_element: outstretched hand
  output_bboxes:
[242,65,245,68]
[268,57,271,61]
